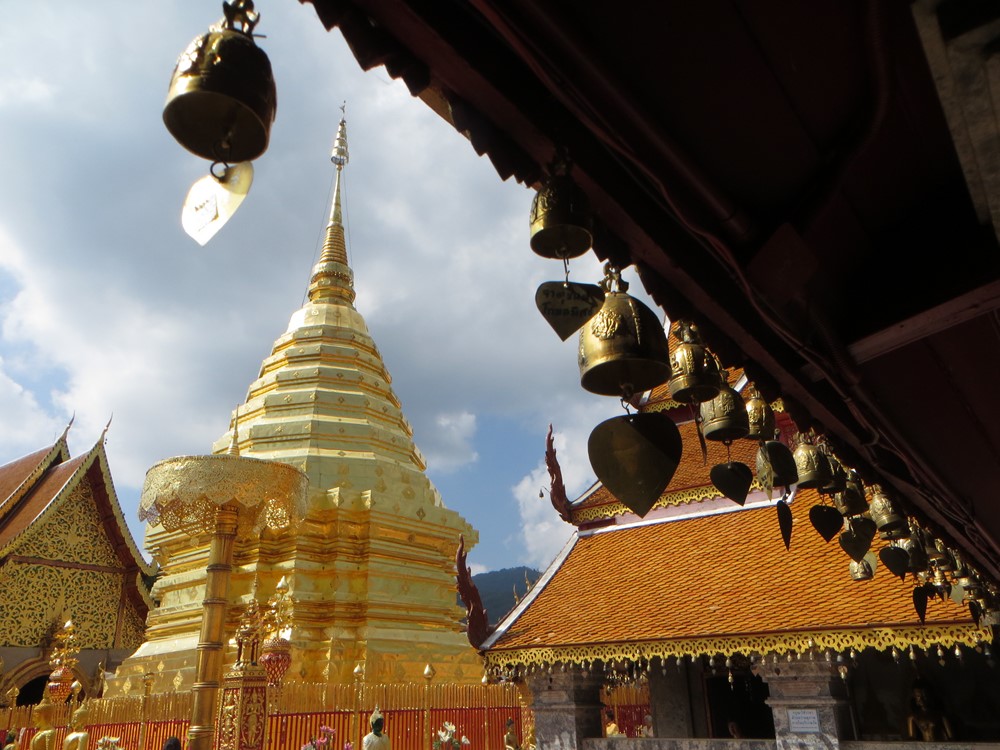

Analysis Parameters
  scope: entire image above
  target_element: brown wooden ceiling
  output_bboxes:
[302,0,1000,582]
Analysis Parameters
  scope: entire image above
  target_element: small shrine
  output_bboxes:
[0,424,153,705]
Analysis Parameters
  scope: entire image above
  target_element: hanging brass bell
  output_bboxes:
[868,484,907,540]
[667,321,723,404]
[792,437,832,489]
[700,374,749,442]
[901,531,929,573]
[579,266,670,397]
[744,385,775,441]
[163,1,277,163]
[529,172,592,259]
[755,432,798,490]
[849,557,874,581]
[832,469,867,516]
[819,455,848,495]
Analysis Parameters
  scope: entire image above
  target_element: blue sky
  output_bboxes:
[0,1,659,573]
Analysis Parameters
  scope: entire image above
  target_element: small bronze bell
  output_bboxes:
[529,169,592,259]
[901,533,929,574]
[163,0,277,163]
[744,385,775,441]
[850,558,874,581]
[832,469,867,516]
[578,266,670,397]
[819,455,847,495]
[755,432,798,490]
[700,374,749,442]
[792,436,832,489]
[868,484,907,540]
[667,321,723,404]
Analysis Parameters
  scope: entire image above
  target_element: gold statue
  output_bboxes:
[503,718,519,750]
[64,705,90,750]
[907,683,953,742]
[30,703,59,750]
[363,707,391,750]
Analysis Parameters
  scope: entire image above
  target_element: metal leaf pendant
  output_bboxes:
[588,412,682,517]
[809,505,844,542]
[839,517,877,561]
[777,498,793,550]
[710,461,752,505]
[535,281,605,340]
[182,162,254,246]
[879,545,910,579]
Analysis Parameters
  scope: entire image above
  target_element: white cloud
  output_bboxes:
[422,411,479,473]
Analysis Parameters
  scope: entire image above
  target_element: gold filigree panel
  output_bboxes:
[12,481,119,568]
[0,564,122,648]
[119,598,147,651]
[483,623,992,670]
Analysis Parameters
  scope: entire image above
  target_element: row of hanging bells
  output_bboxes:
[526,160,1000,623]
[163,0,277,245]
[529,160,683,519]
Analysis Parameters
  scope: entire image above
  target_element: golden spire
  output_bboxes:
[308,109,355,304]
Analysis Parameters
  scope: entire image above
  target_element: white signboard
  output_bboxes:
[787,709,821,734]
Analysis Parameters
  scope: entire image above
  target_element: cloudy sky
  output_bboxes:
[0,1,661,574]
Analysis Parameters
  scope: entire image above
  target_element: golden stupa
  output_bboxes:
[108,118,482,695]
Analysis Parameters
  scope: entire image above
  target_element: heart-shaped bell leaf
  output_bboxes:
[913,586,929,624]
[182,162,254,246]
[777,498,793,551]
[839,518,876,562]
[588,412,682,517]
[809,505,843,542]
[879,546,910,580]
[710,462,753,505]
[969,599,982,627]
[535,281,605,341]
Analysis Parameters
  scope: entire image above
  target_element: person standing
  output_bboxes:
[364,708,391,750]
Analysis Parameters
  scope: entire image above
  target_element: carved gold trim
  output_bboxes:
[644,394,786,415]
[572,481,765,524]
[483,623,990,669]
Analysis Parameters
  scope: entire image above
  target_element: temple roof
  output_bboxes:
[0,431,70,526]
[0,430,155,613]
[483,485,987,669]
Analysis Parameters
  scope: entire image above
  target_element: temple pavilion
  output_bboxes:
[107,118,483,695]
[0,425,154,704]
[476,379,998,744]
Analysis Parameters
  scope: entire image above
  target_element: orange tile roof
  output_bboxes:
[0,442,63,509]
[0,453,88,551]
[489,486,981,660]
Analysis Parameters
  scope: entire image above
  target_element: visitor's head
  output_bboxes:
[162,736,182,750]
[506,719,515,729]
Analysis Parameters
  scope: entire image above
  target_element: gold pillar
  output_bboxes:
[189,503,240,750]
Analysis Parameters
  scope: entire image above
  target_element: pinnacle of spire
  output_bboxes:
[309,116,355,304]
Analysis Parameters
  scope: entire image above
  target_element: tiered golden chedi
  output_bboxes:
[109,119,480,695]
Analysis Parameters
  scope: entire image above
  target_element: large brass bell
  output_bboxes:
[700,374,749,442]
[667,321,723,404]
[529,169,592,259]
[578,266,670,397]
[744,385,775,441]
[868,484,907,540]
[164,0,277,163]
[792,436,832,489]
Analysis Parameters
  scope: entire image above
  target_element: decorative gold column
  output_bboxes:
[139,454,308,750]
[189,503,240,750]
